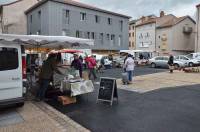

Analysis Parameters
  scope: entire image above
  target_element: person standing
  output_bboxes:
[79,55,83,63]
[168,54,174,73]
[124,54,135,83]
[98,57,105,73]
[36,54,62,101]
[85,55,97,80]
[71,54,83,78]
[123,55,128,72]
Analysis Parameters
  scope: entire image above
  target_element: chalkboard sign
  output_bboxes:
[97,77,118,105]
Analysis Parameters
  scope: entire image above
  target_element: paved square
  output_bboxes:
[117,71,200,93]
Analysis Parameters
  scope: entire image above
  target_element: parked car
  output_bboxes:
[0,42,26,108]
[103,57,112,69]
[113,56,125,68]
[149,56,186,68]
[175,55,200,67]
[93,54,112,68]
[186,53,200,60]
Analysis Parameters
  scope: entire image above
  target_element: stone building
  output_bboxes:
[0,0,39,34]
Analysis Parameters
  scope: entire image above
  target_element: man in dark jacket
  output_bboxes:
[168,54,174,73]
[36,54,62,101]
[71,54,83,78]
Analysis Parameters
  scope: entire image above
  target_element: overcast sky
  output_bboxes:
[1,0,200,20]
[79,0,200,20]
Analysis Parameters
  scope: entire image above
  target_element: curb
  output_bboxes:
[33,101,90,132]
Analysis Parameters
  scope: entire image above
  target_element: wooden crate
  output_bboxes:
[57,96,76,105]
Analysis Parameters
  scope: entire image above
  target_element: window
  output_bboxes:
[108,18,112,25]
[111,34,115,45]
[129,33,131,37]
[129,26,131,30]
[132,32,134,37]
[95,15,100,23]
[80,12,86,21]
[139,33,143,39]
[87,32,90,39]
[76,30,80,38]
[38,10,41,19]
[100,33,104,44]
[107,34,110,41]
[146,32,150,37]
[163,57,169,61]
[118,35,122,46]
[132,26,134,30]
[155,57,163,60]
[91,32,95,39]
[0,47,18,71]
[129,42,131,47]
[180,56,189,60]
[120,20,123,31]
[65,10,69,18]
[63,9,70,24]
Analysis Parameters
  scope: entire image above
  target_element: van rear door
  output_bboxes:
[0,44,22,100]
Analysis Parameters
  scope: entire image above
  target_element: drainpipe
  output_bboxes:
[197,7,199,52]
[155,23,157,57]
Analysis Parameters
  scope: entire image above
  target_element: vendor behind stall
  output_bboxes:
[71,54,83,78]
[36,54,63,101]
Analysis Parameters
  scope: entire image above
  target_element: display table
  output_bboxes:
[61,80,94,96]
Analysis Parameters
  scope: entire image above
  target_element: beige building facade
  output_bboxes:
[135,12,195,56]
[156,16,195,56]
[129,20,136,49]
[0,0,39,34]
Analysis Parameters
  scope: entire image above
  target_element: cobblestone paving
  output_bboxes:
[117,71,200,93]
[0,102,90,132]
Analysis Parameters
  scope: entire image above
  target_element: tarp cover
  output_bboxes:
[0,34,94,48]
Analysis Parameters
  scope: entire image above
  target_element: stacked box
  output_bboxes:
[58,96,76,105]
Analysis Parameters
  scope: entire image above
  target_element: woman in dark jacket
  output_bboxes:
[71,54,83,78]
[168,54,174,73]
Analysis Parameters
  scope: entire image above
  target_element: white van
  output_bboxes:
[0,41,26,107]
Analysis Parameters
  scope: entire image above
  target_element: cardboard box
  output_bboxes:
[58,96,76,105]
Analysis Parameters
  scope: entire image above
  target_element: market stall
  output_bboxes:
[0,34,95,104]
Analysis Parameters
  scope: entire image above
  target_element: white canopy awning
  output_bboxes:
[0,34,94,49]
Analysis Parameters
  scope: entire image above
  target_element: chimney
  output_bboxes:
[160,11,165,17]
[141,16,145,22]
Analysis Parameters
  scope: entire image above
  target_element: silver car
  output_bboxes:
[149,56,186,68]
[175,55,200,67]
[113,56,125,68]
